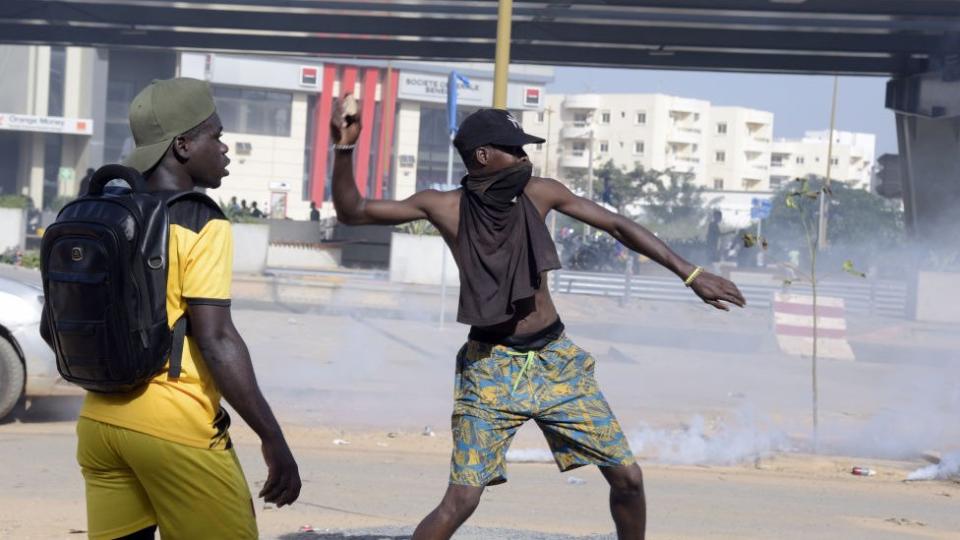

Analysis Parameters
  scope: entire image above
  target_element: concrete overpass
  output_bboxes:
[1,1,957,75]
[1,0,959,240]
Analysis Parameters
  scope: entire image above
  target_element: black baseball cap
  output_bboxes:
[453,109,545,157]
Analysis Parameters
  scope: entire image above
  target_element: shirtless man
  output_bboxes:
[331,103,745,540]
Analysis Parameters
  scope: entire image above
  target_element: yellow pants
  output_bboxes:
[76,417,258,540]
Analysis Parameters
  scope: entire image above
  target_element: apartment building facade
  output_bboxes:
[771,130,877,191]
[522,93,775,193]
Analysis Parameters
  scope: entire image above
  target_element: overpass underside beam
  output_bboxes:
[887,70,960,247]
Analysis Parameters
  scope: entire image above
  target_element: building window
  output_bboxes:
[635,112,647,125]
[572,141,586,156]
[796,156,805,164]
[537,111,545,123]
[692,144,699,152]
[213,86,292,137]
[693,113,701,122]
[831,157,839,165]
[536,143,543,151]
[47,47,67,118]
[599,141,609,153]
[713,178,724,190]
[715,151,726,163]
[633,141,645,154]
[415,104,475,192]
[601,111,611,124]
[717,122,728,135]
[770,176,788,190]
[573,113,589,126]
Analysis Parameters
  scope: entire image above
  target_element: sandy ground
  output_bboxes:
[1,417,959,539]
[2,267,959,538]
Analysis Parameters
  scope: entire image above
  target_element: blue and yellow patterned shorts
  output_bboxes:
[450,334,634,487]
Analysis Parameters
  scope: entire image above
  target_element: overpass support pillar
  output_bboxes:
[886,70,960,245]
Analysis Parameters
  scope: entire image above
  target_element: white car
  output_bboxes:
[0,271,77,420]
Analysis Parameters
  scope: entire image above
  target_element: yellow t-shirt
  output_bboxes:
[80,194,234,450]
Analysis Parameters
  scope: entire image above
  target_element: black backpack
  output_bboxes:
[40,164,212,393]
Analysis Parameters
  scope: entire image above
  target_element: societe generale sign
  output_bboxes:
[0,113,94,135]
[397,71,545,110]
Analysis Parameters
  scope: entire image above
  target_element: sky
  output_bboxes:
[547,67,897,155]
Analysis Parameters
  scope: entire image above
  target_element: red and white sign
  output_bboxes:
[524,87,542,107]
[773,292,855,360]
[0,113,94,135]
[300,66,319,88]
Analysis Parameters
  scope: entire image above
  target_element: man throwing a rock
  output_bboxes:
[331,103,745,539]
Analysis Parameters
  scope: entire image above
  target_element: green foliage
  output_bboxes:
[0,195,29,209]
[592,160,658,215]
[765,176,904,267]
[842,259,866,278]
[637,170,712,241]
[396,220,440,236]
[0,249,40,269]
[578,161,712,242]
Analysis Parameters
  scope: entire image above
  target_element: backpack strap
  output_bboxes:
[168,316,188,379]
[161,191,224,380]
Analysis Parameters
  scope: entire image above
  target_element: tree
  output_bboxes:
[763,176,904,267]
[589,163,713,242]
[591,160,658,215]
[642,171,708,223]
[748,177,871,452]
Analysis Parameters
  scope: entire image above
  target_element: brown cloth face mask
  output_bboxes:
[456,162,561,327]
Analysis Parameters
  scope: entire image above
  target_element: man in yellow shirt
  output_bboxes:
[45,78,301,539]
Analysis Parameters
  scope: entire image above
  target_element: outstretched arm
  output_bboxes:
[330,96,441,226]
[534,177,746,311]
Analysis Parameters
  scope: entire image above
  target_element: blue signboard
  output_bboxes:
[751,198,772,220]
[447,71,471,135]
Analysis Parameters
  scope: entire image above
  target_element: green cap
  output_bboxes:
[124,78,216,173]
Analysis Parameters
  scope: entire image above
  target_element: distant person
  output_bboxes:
[78,168,95,197]
[309,201,320,222]
[705,209,723,267]
[732,228,754,268]
[25,196,40,235]
[240,198,249,215]
[42,78,300,540]
[250,201,264,218]
[330,102,745,540]
[228,195,240,214]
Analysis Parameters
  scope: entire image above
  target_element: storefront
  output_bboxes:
[181,53,551,219]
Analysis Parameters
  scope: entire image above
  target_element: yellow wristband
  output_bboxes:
[684,266,704,287]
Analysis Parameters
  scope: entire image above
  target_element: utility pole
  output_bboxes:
[817,76,839,251]
[583,128,595,239]
[492,0,512,108]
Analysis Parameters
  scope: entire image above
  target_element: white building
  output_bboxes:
[707,107,775,192]
[771,130,877,190]
[522,94,774,194]
[0,46,105,207]
[0,44,552,219]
